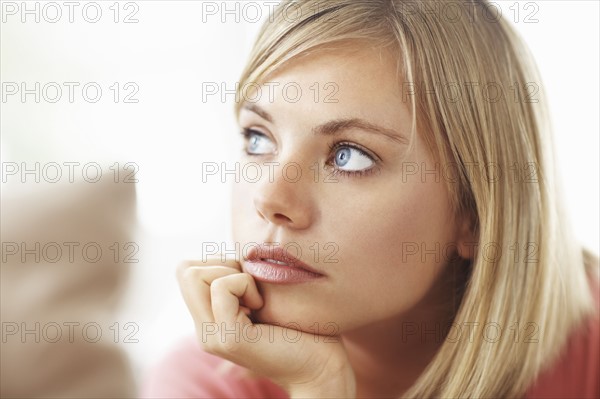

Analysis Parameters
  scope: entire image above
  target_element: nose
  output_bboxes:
[252,162,315,230]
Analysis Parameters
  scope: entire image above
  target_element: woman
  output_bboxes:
[143,0,599,397]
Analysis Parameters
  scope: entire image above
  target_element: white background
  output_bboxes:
[1,0,598,388]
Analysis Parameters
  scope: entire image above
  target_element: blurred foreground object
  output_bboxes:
[1,167,137,398]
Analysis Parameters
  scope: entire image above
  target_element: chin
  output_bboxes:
[251,304,319,333]
[251,289,344,335]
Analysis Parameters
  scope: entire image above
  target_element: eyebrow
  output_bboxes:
[242,104,408,145]
[244,104,273,123]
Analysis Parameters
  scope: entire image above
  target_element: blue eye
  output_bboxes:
[241,129,276,155]
[333,146,374,171]
[240,128,379,178]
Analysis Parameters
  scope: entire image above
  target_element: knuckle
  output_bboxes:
[210,277,226,293]
[180,266,202,283]
[240,273,254,285]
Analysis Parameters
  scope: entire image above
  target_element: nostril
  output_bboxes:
[273,213,292,223]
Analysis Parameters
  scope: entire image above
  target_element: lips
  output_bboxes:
[242,244,325,284]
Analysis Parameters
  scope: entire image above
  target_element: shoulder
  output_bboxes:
[140,335,289,399]
[523,273,600,399]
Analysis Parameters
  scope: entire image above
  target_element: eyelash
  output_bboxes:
[240,128,263,141]
[240,128,380,178]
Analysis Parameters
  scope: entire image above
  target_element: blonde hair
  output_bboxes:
[234,0,599,397]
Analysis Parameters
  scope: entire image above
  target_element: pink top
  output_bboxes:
[141,277,599,398]
[523,273,600,399]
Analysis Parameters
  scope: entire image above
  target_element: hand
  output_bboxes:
[177,256,356,398]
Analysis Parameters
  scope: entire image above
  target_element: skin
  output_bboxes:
[178,43,474,397]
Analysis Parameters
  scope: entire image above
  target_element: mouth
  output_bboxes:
[260,258,289,266]
[242,244,326,284]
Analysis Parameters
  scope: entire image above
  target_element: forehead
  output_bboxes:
[241,44,410,132]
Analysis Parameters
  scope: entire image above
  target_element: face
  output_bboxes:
[231,43,467,333]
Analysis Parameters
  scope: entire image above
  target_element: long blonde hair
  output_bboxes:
[234,1,599,397]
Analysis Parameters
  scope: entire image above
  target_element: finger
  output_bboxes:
[176,257,241,282]
[201,256,242,272]
[210,273,264,325]
[178,266,242,324]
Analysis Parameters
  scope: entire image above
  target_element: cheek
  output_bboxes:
[334,176,455,264]
[324,179,456,314]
